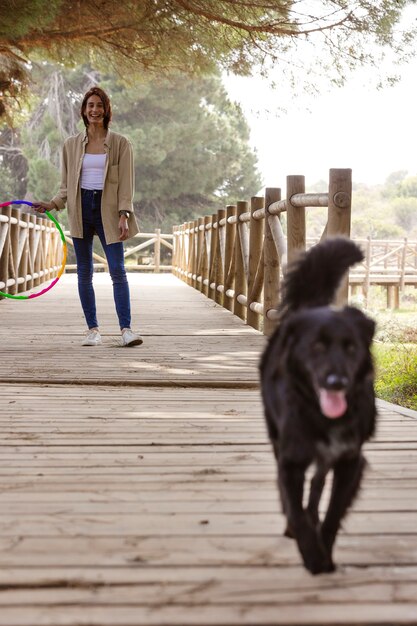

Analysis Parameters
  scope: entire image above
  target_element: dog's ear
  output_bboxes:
[345,307,375,346]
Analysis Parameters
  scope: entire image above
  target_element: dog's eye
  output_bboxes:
[345,342,356,355]
[312,341,326,354]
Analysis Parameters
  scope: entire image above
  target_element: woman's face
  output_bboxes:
[85,95,105,127]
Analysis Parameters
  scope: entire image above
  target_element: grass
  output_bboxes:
[367,304,417,411]
[373,343,417,411]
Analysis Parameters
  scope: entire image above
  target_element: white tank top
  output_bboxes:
[80,153,106,190]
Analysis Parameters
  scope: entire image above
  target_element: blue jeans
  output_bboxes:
[73,189,131,330]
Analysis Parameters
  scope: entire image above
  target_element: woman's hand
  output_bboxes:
[118,215,129,241]
[33,201,56,214]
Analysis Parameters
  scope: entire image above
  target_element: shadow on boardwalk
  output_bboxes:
[0,273,416,625]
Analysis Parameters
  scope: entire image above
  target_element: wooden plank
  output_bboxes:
[0,565,415,605]
[0,511,415,535]
[0,603,417,625]
[0,535,416,567]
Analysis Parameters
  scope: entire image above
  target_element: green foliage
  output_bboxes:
[0,160,20,200]
[349,178,417,239]
[304,175,417,240]
[0,0,63,39]
[398,175,417,198]
[374,343,417,410]
[1,1,415,122]
[383,170,408,197]
[369,310,417,410]
[26,158,60,200]
[391,197,417,231]
[106,73,261,228]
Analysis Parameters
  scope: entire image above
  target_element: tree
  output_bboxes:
[105,73,262,228]
[0,159,20,201]
[398,175,417,198]
[392,197,417,232]
[1,0,415,121]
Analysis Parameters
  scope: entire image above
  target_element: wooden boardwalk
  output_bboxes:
[0,273,416,625]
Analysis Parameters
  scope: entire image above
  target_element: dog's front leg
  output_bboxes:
[307,467,327,528]
[279,461,333,574]
[321,454,366,560]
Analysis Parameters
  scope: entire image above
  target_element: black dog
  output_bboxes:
[260,237,376,574]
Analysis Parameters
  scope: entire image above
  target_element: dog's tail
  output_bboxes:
[280,237,363,315]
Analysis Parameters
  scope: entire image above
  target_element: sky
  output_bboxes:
[223,13,417,191]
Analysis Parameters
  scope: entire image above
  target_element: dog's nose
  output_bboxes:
[325,374,349,390]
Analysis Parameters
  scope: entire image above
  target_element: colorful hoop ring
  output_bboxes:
[0,200,67,300]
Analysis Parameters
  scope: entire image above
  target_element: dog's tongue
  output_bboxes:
[319,389,347,419]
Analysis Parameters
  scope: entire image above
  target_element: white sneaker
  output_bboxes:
[121,329,143,347]
[82,329,102,346]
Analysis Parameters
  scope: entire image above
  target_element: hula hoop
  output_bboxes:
[0,200,67,300]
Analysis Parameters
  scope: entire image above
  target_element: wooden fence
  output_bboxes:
[64,229,173,273]
[172,169,352,335]
[3,189,417,312]
[349,237,417,308]
[0,206,63,298]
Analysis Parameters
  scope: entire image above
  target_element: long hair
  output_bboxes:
[80,86,112,129]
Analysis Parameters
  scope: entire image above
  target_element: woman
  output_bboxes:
[34,86,143,347]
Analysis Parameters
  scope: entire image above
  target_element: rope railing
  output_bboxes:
[0,207,63,298]
[172,169,352,335]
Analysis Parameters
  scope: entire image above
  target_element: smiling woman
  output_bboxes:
[32,86,143,347]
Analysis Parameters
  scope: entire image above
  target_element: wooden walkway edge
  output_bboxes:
[0,273,416,625]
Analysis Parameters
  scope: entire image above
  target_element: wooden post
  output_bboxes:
[224,205,236,312]
[0,207,12,297]
[172,225,178,277]
[400,238,407,292]
[286,175,306,266]
[215,208,226,306]
[202,215,212,297]
[27,214,35,292]
[9,208,19,295]
[208,212,218,302]
[186,221,194,286]
[34,217,40,288]
[327,168,352,304]
[234,201,248,321]
[39,217,46,286]
[195,217,205,291]
[264,188,281,336]
[154,228,161,273]
[327,168,352,238]
[182,223,188,282]
[189,220,195,286]
[177,225,182,278]
[247,196,264,330]
[387,284,400,310]
[21,214,30,293]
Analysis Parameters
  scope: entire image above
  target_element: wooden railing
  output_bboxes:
[3,190,416,312]
[64,229,173,272]
[172,169,352,334]
[349,237,417,308]
[0,207,63,298]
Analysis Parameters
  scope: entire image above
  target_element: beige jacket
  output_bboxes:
[51,129,139,244]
